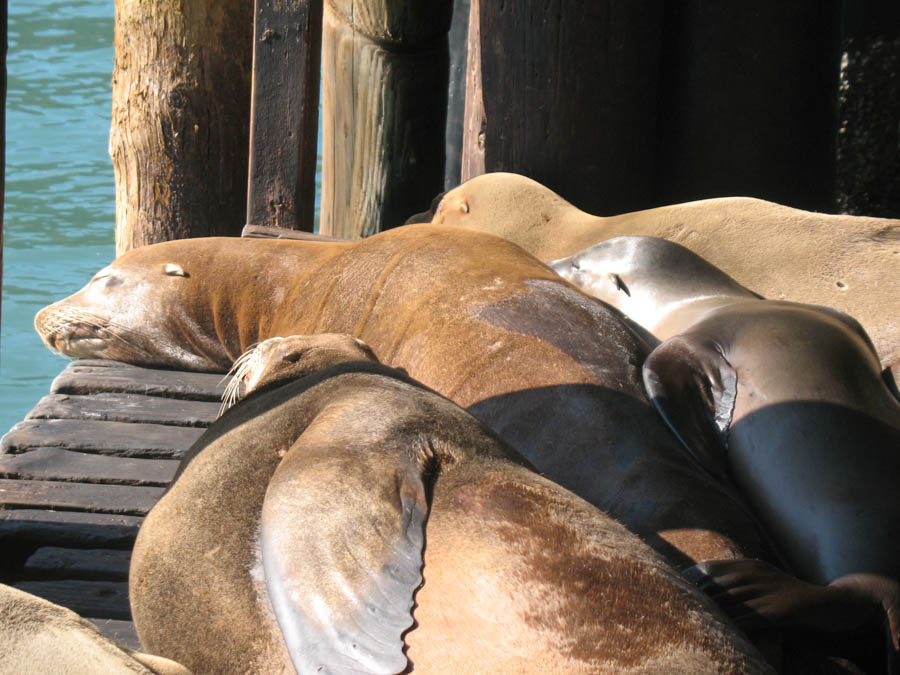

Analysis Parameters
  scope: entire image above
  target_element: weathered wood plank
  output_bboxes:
[14,579,131,621]
[24,546,131,582]
[51,360,227,401]
[87,618,141,652]
[1,419,204,458]
[0,448,178,486]
[0,509,142,549]
[247,0,323,232]
[241,224,350,242]
[320,0,453,238]
[27,392,220,427]
[0,480,164,516]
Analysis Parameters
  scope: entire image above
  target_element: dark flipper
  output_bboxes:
[643,334,737,480]
[684,558,900,673]
[260,417,429,674]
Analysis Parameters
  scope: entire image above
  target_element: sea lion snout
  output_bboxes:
[34,303,113,358]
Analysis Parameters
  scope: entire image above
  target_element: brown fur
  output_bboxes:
[132,349,772,673]
[0,583,189,675]
[421,172,900,368]
[37,226,772,568]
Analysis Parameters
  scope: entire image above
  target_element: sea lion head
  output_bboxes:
[411,173,593,259]
[222,334,381,411]
[549,236,753,329]
[34,240,241,371]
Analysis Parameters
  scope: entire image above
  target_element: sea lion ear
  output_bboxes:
[260,421,427,675]
[642,335,736,481]
[164,263,189,277]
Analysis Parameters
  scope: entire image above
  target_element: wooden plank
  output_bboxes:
[27,392,220,428]
[0,448,178,486]
[51,360,227,401]
[1,419,205,457]
[24,546,131,582]
[0,480,164,516]
[0,509,142,549]
[87,618,141,652]
[320,0,453,237]
[241,224,350,242]
[13,579,131,621]
[246,0,323,232]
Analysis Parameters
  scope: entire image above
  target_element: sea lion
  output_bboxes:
[417,172,900,368]
[0,583,189,675]
[558,236,900,666]
[130,335,772,674]
[35,226,773,569]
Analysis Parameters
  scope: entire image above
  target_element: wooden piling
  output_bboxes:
[320,0,453,238]
[246,0,323,233]
[462,0,665,216]
[110,0,254,254]
[655,1,842,212]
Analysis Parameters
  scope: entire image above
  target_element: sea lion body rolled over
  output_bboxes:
[131,336,771,674]
[36,226,771,567]
[559,236,900,665]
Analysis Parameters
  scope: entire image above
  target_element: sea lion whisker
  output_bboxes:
[220,346,261,416]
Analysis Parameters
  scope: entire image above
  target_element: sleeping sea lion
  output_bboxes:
[418,172,899,369]
[0,583,189,675]
[35,226,773,569]
[130,335,772,674]
[556,236,900,667]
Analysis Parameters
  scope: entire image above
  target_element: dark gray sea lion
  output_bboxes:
[0,583,189,674]
[556,235,900,667]
[130,335,772,674]
[420,172,899,369]
[35,226,773,569]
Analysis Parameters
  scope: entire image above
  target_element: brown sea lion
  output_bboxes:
[562,236,900,667]
[35,226,774,570]
[418,172,900,368]
[0,583,190,675]
[131,335,772,674]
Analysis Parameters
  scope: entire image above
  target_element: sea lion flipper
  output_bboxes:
[643,335,736,480]
[260,426,427,675]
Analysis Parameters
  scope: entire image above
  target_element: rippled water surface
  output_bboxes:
[2,0,116,433]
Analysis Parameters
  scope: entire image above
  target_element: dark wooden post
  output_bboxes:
[655,1,842,212]
[246,0,323,233]
[837,0,900,217]
[320,0,453,238]
[110,0,254,254]
[462,0,665,216]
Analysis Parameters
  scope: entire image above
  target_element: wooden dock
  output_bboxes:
[0,359,226,650]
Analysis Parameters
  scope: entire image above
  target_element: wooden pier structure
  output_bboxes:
[0,360,226,646]
[1,0,898,656]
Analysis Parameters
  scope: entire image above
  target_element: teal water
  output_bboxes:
[2,0,116,434]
